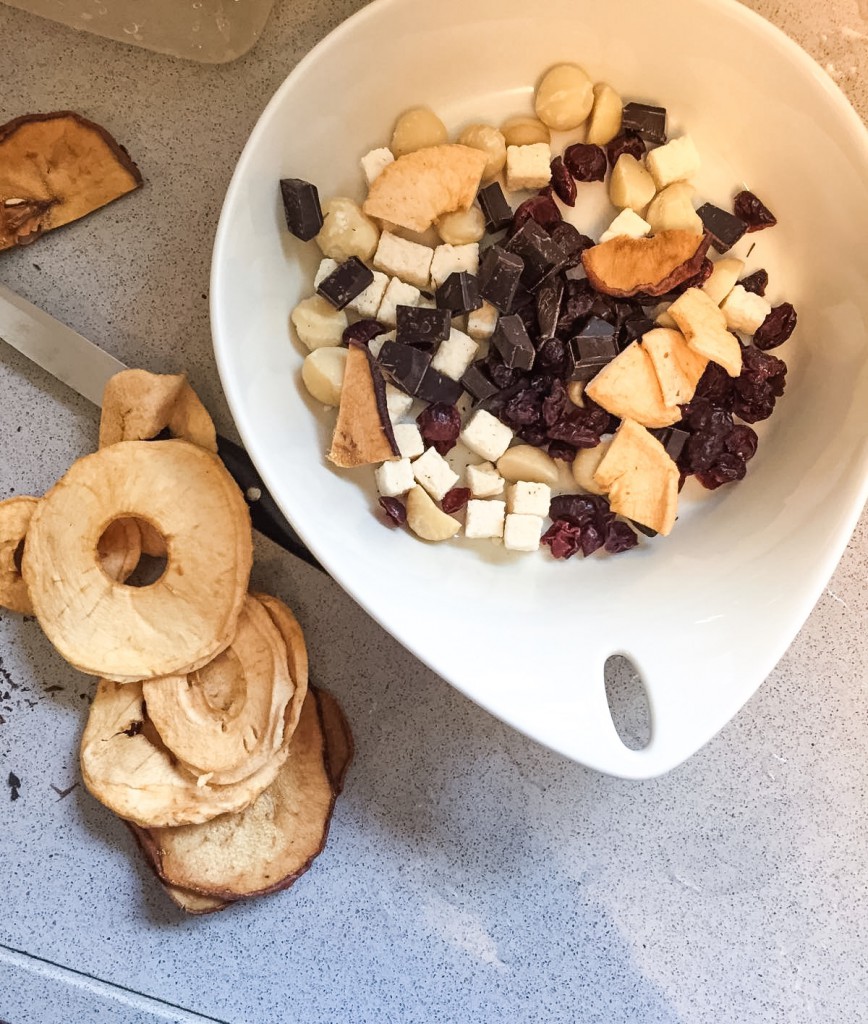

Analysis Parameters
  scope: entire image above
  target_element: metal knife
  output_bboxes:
[0,282,323,572]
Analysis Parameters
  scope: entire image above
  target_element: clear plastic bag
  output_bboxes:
[2,0,276,63]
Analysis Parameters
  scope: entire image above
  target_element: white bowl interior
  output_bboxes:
[212,0,868,777]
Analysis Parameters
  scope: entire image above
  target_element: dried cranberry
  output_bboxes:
[541,379,567,426]
[725,425,759,461]
[754,302,797,350]
[343,318,386,347]
[416,403,462,455]
[537,337,567,373]
[604,520,639,554]
[504,389,543,426]
[730,346,787,423]
[695,452,747,490]
[605,130,645,168]
[441,487,470,514]
[675,257,714,293]
[550,493,610,526]
[739,269,768,296]
[487,358,520,390]
[511,194,562,234]
[547,440,578,463]
[556,278,596,337]
[378,496,406,527]
[733,190,777,232]
[550,156,577,206]
[563,143,607,182]
[517,425,548,448]
[542,519,584,559]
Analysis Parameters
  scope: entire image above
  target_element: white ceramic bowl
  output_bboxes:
[212,0,868,778]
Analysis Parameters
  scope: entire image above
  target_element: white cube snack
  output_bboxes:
[506,143,553,191]
[375,458,415,497]
[430,243,480,288]
[373,231,434,289]
[506,481,551,517]
[412,447,460,501]
[503,513,543,552]
[460,410,514,462]
[465,499,506,539]
[361,146,395,185]
[430,327,478,380]
[370,329,396,359]
[385,380,414,420]
[467,301,499,341]
[466,461,505,498]
[314,258,339,288]
[393,423,425,459]
[377,278,421,326]
[645,134,701,190]
[720,285,772,335]
[346,270,390,318]
[599,209,652,243]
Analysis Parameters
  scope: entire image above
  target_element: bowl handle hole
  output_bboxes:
[604,655,652,751]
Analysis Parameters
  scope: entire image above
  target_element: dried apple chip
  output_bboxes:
[0,112,142,250]
[584,342,681,428]
[99,370,218,454]
[0,496,39,615]
[328,344,399,468]
[131,688,342,902]
[581,229,711,297]
[668,287,743,377]
[642,327,708,407]
[23,440,252,683]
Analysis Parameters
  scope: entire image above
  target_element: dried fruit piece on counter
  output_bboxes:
[99,370,218,453]
[362,144,487,233]
[668,287,743,377]
[328,344,399,468]
[594,418,679,535]
[0,111,142,250]
[581,230,711,298]
[23,440,252,683]
[129,687,344,905]
[141,596,298,784]
[0,496,39,615]
[584,341,681,428]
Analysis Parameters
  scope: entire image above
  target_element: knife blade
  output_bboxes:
[0,282,322,572]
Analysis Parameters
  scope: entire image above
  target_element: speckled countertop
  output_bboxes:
[1,2,867,1022]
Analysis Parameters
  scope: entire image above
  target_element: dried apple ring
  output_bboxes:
[0,496,39,614]
[23,440,252,683]
[99,369,218,453]
[142,596,295,783]
[97,517,143,584]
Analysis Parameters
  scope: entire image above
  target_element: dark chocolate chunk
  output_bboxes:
[621,316,657,345]
[435,271,483,315]
[316,257,373,309]
[478,245,524,312]
[279,178,323,241]
[504,219,563,289]
[696,203,748,254]
[477,181,513,233]
[377,340,431,396]
[567,326,619,382]
[395,305,451,349]
[491,314,535,371]
[416,366,463,406]
[630,520,659,538]
[536,276,564,340]
[550,222,594,265]
[621,102,667,145]
[460,363,500,403]
[650,426,690,463]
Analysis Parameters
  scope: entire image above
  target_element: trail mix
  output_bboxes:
[280,62,796,559]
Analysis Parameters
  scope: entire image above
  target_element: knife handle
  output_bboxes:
[216,434,324,573]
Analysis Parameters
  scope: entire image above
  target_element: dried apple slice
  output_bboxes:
[642,327,708,407]
[0,112,142,250]
[581,229,711,297]
[363,144,487,233]
[584,341,681,428]
[23,440,252,683]
[668,287,743,377]
[142,596,295,783]
[594,418,679,535]
[99,370,218,453]
[328,343,399,468]
[131,688,341,901]
[0,496,39,615]
[97,517,143,584]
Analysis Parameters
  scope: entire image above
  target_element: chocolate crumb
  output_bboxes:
[50,783,79,800]
[122,720,143,737]
[8,772,21,801]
